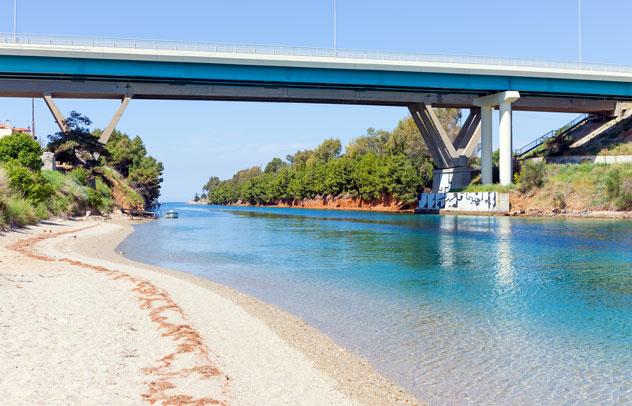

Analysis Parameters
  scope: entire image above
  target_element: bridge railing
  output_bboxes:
[2,33,632,74]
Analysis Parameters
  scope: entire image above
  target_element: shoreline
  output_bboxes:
[193,201,632,220]
[1,217,420,405]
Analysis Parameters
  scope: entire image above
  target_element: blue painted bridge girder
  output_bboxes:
[2,55,632,99]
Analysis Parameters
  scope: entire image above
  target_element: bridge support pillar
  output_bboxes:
[41,93,132,144]
[432,167,472,194]
[499,101,513,185]
[480,106,493,184]
[43,93,68,133]
[474,91,520,185]
[408,104,481,193]
[99,96,131,144]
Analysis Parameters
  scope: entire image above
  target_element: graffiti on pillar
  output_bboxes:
[418,192,508,212]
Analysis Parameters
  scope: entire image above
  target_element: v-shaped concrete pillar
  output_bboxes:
[409,104,481,168]
[98,96,131,144]
[42,94,131,145]
[43,93,68,134]
[408,103,481,192]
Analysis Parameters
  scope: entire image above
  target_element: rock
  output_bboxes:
[41,152,56,171]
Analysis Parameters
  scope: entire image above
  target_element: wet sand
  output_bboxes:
[0,217,420,405]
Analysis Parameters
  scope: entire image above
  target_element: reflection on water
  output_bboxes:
[495,217,514,289]
[121,204,632,405]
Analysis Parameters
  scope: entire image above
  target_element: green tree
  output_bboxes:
[102,130,147,177]
[264,157,287,174]
[200,112,444,207]
[0,132,43,171]
[203,176,221,194]
[313,138,342,163]
[98,128,164,208]
[3,161,54,205]
[347,128,389,157]
[435,108,462,141]
[47,111,105,168]
[128,156,164,207]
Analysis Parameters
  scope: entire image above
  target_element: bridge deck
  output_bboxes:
[1,34,632,107]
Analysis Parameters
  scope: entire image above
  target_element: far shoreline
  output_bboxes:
[186,200,632,220]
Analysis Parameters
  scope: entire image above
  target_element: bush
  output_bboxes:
[41,169,66,191]
[0,194,38,227]
[3,162,54,205]
[70,167,90,186]
[552,192,567,210]
[0,132,42,171]
[603,167,632,210]
[517,160,546,193]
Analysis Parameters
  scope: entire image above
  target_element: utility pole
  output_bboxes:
[31,97,36,142]
[578,0,582,64]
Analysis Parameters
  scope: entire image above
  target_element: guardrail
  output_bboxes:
[514,113,590,156]
[1,32,632,74]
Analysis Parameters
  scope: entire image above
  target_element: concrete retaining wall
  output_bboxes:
[418,192,510,213]
[528,155,632,165]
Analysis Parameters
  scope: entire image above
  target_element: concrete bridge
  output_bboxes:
[2,33,632,190]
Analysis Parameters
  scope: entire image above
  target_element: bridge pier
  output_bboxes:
[499,101,514,185]
[474,91,521,185]
[480,106,493,184]
[408,103,481,192]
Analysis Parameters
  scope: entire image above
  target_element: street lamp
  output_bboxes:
[333,0,337,53]
[13,0,17,42]
[578,0,582,64]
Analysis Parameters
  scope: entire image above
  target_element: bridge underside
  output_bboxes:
[0,77,623,113]
[2,77,631,191]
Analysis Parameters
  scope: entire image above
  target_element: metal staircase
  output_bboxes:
[514,114,594,157]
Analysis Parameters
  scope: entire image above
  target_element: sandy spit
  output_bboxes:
[0,218,421,406]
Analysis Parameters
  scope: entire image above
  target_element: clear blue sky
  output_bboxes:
[1,0,630,201]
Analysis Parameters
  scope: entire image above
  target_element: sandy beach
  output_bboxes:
[0,217,420,405]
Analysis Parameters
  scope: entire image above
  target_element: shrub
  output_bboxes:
[70,167,90,186]
[3,162,54,205]
[517,160,546,193]
[34,203,50,220]
[603,167,632,210]
[0,195,38,227]
[41,169,66,191]
[86,177,113,214]
[552,192,567,210]
[0,132,42,171]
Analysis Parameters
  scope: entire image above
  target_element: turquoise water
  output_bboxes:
[120,203,632,405]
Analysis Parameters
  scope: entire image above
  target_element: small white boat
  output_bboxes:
[164,210,179,219]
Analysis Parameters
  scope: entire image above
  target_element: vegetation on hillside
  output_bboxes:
[99,129,164,207]
[466,156,632,212]
[0,133,84,228]
[0,112,163,229]
[201,111,462,207]
[517,162,632,211]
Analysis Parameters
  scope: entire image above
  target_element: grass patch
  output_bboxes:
[0,194,38,227]
[463,184,515,193]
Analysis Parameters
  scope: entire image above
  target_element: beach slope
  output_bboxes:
[0,219,419,405]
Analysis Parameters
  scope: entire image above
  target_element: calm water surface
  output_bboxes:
[120,203,632,405]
